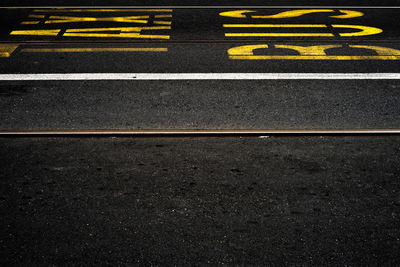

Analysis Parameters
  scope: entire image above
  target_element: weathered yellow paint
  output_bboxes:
[63,27,171,39]
[223,24,328,28]
[219,9,364,19]
[219,10,255,18]
[332,25,383,36]
[34,9,173,12]
[228,44,269,55]
[223,24,332,36]
[229,55,400,60]
[29,14,46,18]
[21,48,168,53]
[154,15,173,18]
[227,44,400,60]
[44,15,149,24]
[223,24,382,37]
[349,45,400,55]
[10,29,61,36]
[226,33,334,37]
[274,45,341,55]
[21,21,40,24]
[154,20,172,25]
[0,44,19,57]
[331,10,364,19]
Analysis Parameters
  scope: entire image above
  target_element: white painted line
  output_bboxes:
[0,73,400,81]
[2,6,400,9]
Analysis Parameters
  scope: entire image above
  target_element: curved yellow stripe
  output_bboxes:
[331,10,364,19]
[333,25,383,36]
[228,45,268,56]
[252,9,333,19]
[219,10,255,18]
[349,45,400,55]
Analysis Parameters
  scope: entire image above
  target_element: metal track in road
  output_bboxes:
[2,6,400,9]
[1,129,400,137]
[2,40,400,44]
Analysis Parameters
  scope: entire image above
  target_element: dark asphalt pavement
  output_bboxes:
[1,80,400,130]
[1,2,400,266]
[1,136,400,265]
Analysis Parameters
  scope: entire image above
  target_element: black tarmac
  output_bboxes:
[1,2,400,266]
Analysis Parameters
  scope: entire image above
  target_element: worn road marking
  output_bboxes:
[0,44,19,57]
[32,9,173,12]
[228,44,400,60]
[220,9,364,19]
[223,24,383,37]
[0,73,399,80]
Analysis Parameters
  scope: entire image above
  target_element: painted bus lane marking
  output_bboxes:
[221,9,383,38]
[228,44,400,60]
[220,9,397,60]
[9,9,173,39]
[1,9,173,57]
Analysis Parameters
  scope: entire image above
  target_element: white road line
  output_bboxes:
[2,6,400,9]
[0,73,400,81]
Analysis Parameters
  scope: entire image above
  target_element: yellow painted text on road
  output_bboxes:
[220,9,364,19]
[228,44,400,60]
[63,27,171,39]
[41,15,151,24]
[223,24,382,37]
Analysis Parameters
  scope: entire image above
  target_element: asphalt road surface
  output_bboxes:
[1,1,400,266]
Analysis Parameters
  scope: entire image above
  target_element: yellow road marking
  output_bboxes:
[21,21,40,24]
[43,15,150,24]
[223,24,382,37]
[154,14,173,18]
[349,45,400,55]
[223,24,328,28]
[11,27,171,39]
[224,24,332,37]
[0,44,19,57]
[29,14,46,18]
[33,9,173,12]
[331,10,364,19]
[10,29,61,36]
[219,9,364,19]
[154,20,172,25]
[226,33,334,37]
[63,26,171,39]
[275,44,341,55]
[230,55,400,60]
[21,47,168,53]
[332,24,383,36]
[228,44,400,60]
